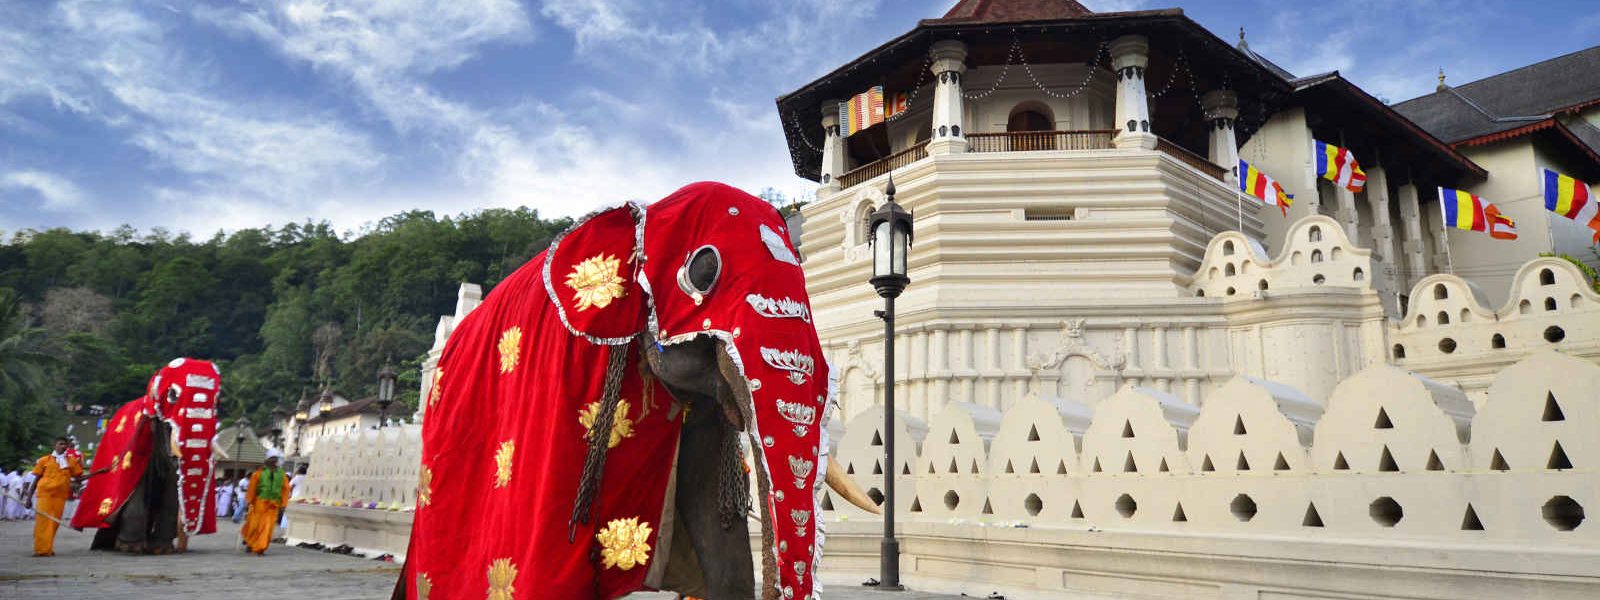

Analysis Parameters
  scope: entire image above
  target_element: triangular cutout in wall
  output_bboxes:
[970,459,980,474]
[1425,450,1444,471]
[821,492,835,511]
[948,429,960,445]
[1234,415,1248,435]
[1379,446,1399,472]
[901,462,911,475]
[927,461,935,474]
[947,457,959,473]
[1122,421,1135,438]
[1004,460,1015,474]
[1028,424,1041,441]
[1057,460,1069,474]
[981,498,994,514]
[873,460,883,475]
[1123,451,1138,473]
[871,430,883,446]
[1172,503,1188,522]
[1333,452,1349,470]
[1029,458,1040,474]
[1274,453,1290,471]
[1549,440,1573,470]
[1201,455,1214,472]
[1375,406,1394,429]
[1236,451,1251,471]
[1543,392,1566,422]
[1071,500,1085,519]
[1461,504,1483,530]
[1092,457,1102,472]
[1303,503,1324,527]
[1158,457,1169,472]
[846,463,855,475]
[1490,449,1509,471]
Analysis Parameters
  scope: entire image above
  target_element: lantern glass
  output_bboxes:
[891,221,908,276]
[873,220,893,278]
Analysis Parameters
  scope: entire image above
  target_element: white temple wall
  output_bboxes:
[963,63,1115,136]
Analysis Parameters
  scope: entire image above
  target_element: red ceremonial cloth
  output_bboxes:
[405,182,832,600]
[73,358,222,535]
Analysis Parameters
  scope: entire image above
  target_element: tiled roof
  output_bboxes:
[933,0,1094,23]
[1392,45,1600,144]
[310,396,383,422]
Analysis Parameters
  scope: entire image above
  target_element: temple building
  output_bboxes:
[776,0,1600,419]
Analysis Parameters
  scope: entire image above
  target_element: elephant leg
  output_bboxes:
[675,411,754,600]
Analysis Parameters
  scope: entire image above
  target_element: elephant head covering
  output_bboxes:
[406,182,832,600]
[72,358,222,535]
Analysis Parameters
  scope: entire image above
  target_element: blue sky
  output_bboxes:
[2,0,1597,236]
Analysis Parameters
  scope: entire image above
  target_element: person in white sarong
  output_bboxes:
[1,470,19,520]
[19,470,37,518]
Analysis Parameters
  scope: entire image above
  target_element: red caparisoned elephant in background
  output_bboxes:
[400,182,875,600]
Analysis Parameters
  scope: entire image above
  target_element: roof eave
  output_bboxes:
[1305,75,1488,180]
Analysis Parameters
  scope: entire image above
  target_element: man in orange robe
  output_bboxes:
[240,450,290,555]
[26,438,85,556]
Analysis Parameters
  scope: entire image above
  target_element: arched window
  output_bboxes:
[1437,311,1450,325]
[1491,334,1505,349]
[1007,102,1055,150]
[1311,250,1324,263]
[1225,263,1237,277]
[1393,344,1406,359]
[1459,308,1471,322]
[1434,284,1448,300]
[1291,251,1304,266]
[1331,247,1344,261]
[855,201,875,245]
[1353,267,1365,281]
[1519,299,1532,314]
[1540,269,1556,286]
[1545,297,1557,311]
[1223,240,1236,255]
[1308,226,1322,242]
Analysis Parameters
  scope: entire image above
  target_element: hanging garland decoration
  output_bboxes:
[961,37,1019,100]
[885,51,936,123]
[1017,38,1109,100]
[784,110,825,153]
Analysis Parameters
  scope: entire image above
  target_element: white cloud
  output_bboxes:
[1078,0,1149,12]
[1,171,85,210]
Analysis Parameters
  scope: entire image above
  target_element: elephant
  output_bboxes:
[398,182,876,600]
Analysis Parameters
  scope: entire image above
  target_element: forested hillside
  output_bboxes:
[0,208,572,467]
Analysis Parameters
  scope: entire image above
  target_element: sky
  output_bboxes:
[2,0,1597,237]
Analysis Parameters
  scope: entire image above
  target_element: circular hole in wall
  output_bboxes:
[1230,494,1258,522]
[1543,496,1585,531]
[1025,493,1043,517]
[1545,326,1566,343]
[1439,338,1457,353]
[944,490,960,511]
[1115,493,1137,518]
[1370,497,1403,527]
[1313,274,1326,285]
[868,488,884,506]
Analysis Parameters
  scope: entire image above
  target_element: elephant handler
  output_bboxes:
[23,437,105,556]
[240,449,291,555]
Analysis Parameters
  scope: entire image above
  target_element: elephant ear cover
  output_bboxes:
[408,202,690,599]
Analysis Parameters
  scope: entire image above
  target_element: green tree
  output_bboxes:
[0,288,64,468]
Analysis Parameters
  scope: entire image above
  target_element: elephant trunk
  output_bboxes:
[824,457,881,515]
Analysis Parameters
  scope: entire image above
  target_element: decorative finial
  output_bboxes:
[885,172,896,201]
[1239,27,1246,43]
[1437,67,1447,91]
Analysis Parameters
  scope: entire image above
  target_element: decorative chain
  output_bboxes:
[885,51,936,123]
[1018,39,1108,100]
[717,429,751,530]
[567,337,635,542]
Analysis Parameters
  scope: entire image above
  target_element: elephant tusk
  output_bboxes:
[825,457,881,515]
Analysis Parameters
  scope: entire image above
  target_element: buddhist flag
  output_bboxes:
[1314,140,1367,193]
[1238,159,1293,216]
[839,86,884,137]
[1541,168,1600,242]
[886,91,909,119]
[1485,204,1518,240]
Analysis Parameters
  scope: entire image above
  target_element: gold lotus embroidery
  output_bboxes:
[493,440,514,488]
[122,452,131,470]
[577,399,635,449]
[427,368,444,407]
[417,466,432,508]
[597,517,653,570]
[565,253,626,312]
[415,573,431,600]
[487,558,517,600]
[98,498,114,516]
[497,327,522,374]
[114,416,125,433]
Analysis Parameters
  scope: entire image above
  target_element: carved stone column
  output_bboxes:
[819,101,846,193]
[1110,35,1156,150]
[1201,90,1240,183]
[1397,182,1428,289]
[928,40,968,156]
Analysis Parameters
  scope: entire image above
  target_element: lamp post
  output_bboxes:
[376,357,397,429]
[319,387,334,438]
[867,173,912,591]
[293,389,310,456]
[234,417,250,480]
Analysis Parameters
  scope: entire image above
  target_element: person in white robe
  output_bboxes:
[1,470,19,520]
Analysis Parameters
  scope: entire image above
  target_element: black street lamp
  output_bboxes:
[867,173,912,591]
[234,417,250,479]
[292,389,310,457]
[319,387,335,437]
[376,357,397,429]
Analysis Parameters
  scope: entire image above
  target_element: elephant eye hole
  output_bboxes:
[678,245,721,299]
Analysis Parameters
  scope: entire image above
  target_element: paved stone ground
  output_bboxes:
[0,519,957,599]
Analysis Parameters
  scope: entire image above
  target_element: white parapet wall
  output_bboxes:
[286,424,422,558]
[825,350,1600,599]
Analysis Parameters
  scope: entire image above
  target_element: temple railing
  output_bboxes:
[966,129,1116,153]
[838,141,929,189]
[1156,137,1227,180]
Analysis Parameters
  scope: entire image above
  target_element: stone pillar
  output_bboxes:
[1009,323,1028,403]
[1365,167,1400,313]
[1396,182,1428,289]
[928,40,968,156]
[1110,35,1156,150]
[958,327,975,402]
[984,327,1001,409]
[931,328,950,414]
[1201,90,1240,183]
[1335,187,1359,241]
[819,102,846,192]
[1122,325,1141,387]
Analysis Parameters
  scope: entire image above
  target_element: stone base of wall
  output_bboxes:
[816,518,1600,600]
[286,504,414,560]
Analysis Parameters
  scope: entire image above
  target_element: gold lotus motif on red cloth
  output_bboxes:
[417,466,432,507]
[596,517,653,570]
[487,558,516,600]
[497,328,522,374]
[415,573,431,600]
[427,368,443,408]
[98,498,114,516]
[578,399,635,449]
[565,253,627,312]
[493,440,514,488]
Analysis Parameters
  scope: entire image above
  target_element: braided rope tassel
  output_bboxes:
[568,337,635,542]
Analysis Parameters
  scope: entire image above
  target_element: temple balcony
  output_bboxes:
[835,131,1226,190]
